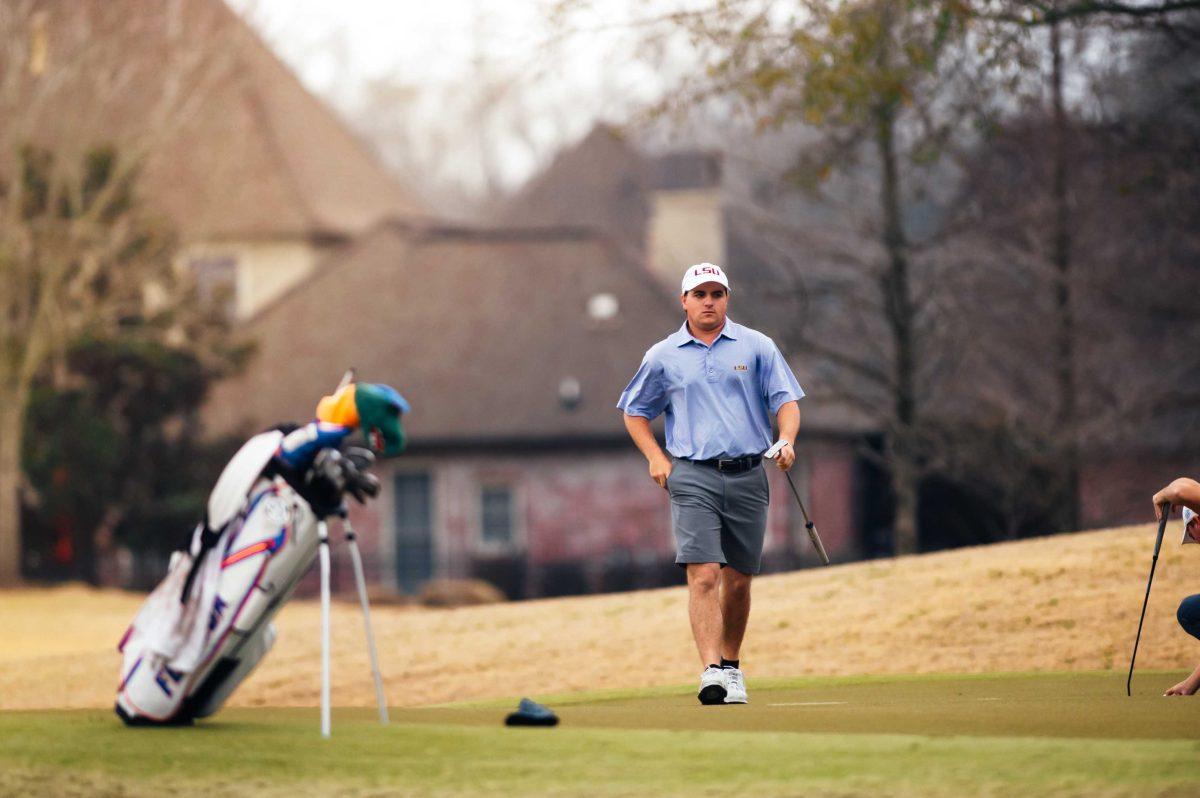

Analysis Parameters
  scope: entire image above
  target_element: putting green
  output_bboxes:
[3,671,1199,797]
[404,669,1200,739]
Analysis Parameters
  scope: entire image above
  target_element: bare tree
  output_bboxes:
[936,16,1200,538]
[953,0,1200,529]
[0,1,238,584]
[628,0,1025,553]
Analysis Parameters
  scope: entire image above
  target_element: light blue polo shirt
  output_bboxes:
[616,319,804,460]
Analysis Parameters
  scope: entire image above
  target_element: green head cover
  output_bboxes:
[354,383,409,456]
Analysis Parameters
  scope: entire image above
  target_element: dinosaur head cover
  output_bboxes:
[315,382,410,456]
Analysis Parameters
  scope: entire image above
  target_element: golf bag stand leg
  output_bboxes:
[319,520,332,738]
[341,513,389,724]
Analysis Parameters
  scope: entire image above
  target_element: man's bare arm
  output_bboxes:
[1153,478,1200,518]
[772,401,800,471]
[623,413,672,489]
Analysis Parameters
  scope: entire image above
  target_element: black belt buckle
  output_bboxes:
[717,456,753,473]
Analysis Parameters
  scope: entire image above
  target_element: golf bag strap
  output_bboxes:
[179,516,222,604]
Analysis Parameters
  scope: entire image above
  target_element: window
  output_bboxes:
[29,14,48,76]
[586,292,619,321]
[480,486,514,546]
[558,376,582,411]
[189,255,237,319]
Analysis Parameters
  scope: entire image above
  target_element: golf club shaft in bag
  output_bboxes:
[1127,504,1171,696]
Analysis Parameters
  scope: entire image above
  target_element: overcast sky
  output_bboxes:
[230,1,566,88]
[226,0,698,193]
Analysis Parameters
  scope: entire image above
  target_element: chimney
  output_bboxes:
[646,151,726,291]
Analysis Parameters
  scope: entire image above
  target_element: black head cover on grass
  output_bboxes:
[1127,504,1171,696]
[505,698,559,727]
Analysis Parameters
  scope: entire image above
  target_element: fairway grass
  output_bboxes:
[4,672,1200,798]
[9,522,1200,712]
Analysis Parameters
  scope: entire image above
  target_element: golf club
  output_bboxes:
[765,440,830,566]
[1126,503,1171,696]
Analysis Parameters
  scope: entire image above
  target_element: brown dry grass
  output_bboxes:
[2,523,1197,710]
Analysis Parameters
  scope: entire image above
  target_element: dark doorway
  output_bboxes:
[393,472,433,593]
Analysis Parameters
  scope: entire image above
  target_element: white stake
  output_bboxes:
[318,521,331,738]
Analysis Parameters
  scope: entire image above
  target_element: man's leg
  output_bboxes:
[715,466,768,705]
[719,567,752,662]
[686,563,723,667]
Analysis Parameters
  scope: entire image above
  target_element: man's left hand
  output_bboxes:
[774,441,795,471]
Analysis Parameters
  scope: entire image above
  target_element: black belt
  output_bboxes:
[684,455,762,474]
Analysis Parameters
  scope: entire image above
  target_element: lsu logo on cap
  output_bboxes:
[681,262,730,293]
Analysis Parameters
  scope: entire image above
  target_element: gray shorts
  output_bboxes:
[666,458,769,575]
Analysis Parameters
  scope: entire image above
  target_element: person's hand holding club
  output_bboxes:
[765,439,795,470]
[1153,478,1200,522]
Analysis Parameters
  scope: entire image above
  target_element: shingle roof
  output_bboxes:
[493,125,650,259]
[202,222,681,444]
[495,126,725,251]
[13,0,426,241]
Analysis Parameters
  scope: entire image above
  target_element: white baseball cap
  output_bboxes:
[681,262,730,294]
[1183,506,1198,545]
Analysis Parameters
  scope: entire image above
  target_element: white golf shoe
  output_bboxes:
[698,666,727,705]
[723,667,748,704]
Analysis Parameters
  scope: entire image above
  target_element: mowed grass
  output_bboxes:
[4,672,1200,798]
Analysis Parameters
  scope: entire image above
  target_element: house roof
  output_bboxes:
[649,151,723,191]
[12,0,426,241]
[493,125,650,259]
[202,222,683,445]
[203,218,871,446]
[495,125,725,249]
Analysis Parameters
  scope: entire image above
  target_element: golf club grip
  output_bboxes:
[1152,504,1169,558]
[806,522,831,566]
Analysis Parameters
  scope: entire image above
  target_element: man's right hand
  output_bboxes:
[649,455,673,490]
[1152,478,1200,520]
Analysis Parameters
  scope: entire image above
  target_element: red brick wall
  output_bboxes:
[357,440,862,597]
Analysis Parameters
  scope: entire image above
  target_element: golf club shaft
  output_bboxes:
[344,520,389,725]
[1127,505,1170,696]
[783,470,830,566]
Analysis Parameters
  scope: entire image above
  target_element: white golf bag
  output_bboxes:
[115,428,380,726]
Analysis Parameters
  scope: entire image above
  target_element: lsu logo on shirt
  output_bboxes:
[734,364,748,372]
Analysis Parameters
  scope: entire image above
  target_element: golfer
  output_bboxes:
[1152,478,1200,696]
[617,262,803,705]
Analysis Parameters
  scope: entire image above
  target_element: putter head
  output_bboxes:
[764,440,788,460]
